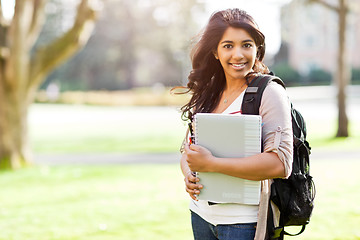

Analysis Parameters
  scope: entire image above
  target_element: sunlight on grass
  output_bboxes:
[290,158,360,240]
[0,165,192,240]
[1,159,360,240]
[307,119,360,150]
[14,96,360,239]
[5,99,360,239]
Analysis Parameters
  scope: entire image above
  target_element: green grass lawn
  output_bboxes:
[5,103,357,239]
[0,165,192,240]
[288,159,360,240]
[306,118,360,151]
[1,159,360,240]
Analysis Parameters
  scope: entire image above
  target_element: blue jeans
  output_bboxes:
[191,211,256,240]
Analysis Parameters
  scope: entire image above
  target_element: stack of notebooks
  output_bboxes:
[193,113,262,205]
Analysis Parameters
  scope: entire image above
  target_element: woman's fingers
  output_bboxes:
[189,144,201,151]
[184,171,203,200]
[185,179,199,190]
[185,182,200,201]
[187,172,197,182]
[186,188,198,201]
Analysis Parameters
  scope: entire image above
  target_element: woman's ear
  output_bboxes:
[213,51,218,60]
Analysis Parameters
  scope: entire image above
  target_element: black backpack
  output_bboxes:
[241,74,315,240]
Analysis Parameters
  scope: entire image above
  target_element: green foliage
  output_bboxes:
[351,68,360,84]
[271,62,334,86]
[271,62,302,86]
[307,68,332,86]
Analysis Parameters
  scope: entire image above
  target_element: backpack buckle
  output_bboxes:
[246,87,258,93]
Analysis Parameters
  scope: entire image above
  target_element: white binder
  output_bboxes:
[194,113,262,205]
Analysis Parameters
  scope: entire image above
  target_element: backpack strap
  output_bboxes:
[284,225,306,236]
[241,74,285,115]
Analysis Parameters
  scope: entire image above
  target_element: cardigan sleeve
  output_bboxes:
[259,82,293,178]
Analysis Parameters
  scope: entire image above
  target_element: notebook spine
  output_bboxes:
[244,117,262,156]
[193,115,199,181]
[193,115,198,145]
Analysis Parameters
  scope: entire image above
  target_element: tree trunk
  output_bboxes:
[0,90,32,169]
[307,0,350,137]
[336,0,349,137]
[0,0,100,169]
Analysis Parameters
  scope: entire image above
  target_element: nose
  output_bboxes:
[233,47,244,60]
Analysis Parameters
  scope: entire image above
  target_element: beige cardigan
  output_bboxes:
[255,82,293,240]
[181,82,293,240]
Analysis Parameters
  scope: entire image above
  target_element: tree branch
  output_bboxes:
[27,0,47,48]
[0,1,8,48]
[6,0,34,92]
[29,0,101,90]
[10,0,34,47]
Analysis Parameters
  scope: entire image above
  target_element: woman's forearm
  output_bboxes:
[180,153,191,177]
[185,144,286,181]
[211,152,286,181]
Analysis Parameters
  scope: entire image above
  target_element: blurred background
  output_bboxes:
[0,0,359,239]
[29,0,360,97]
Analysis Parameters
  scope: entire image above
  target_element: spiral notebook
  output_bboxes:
[194,113,262,205]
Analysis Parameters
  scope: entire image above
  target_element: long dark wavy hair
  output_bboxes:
[178,9,270,122]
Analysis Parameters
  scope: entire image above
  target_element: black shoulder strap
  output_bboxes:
[241,74,285,115]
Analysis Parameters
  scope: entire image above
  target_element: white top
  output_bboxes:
[184,82,293,238]
[189,90,260,225]
[188,82,294,233]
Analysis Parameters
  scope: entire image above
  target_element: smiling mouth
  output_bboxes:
[230,63,247,70]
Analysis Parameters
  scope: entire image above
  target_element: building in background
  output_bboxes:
[278,0,360,76]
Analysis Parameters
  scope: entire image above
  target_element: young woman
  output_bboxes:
[178,9,293,240]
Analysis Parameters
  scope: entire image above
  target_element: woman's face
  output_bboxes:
[215,27,257,82]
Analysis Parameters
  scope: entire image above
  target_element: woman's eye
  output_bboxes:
[224,44,233,49]
[243,43,253,48]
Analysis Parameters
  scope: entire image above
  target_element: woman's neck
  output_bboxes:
[224,78,247,93]
[212,79,248,114]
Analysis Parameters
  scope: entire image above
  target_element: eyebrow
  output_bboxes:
[220,39,254,44]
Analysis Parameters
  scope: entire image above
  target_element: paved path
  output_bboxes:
[33,149,359,165]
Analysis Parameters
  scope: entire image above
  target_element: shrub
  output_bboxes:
[307,68,332,86]
[351,68,360,84]
[271,62,302,86]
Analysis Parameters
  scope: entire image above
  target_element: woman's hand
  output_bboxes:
[184,144,216,172]
[184,170,202,201]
